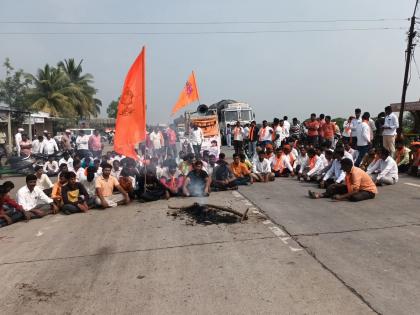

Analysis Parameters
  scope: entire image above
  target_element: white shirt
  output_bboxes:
[36,174,54,190]
[243,126,250,138]
[252,158,271,174]
[190,128,204,145]
[15,132,22,153]
[382,113,399,136]
[40,138,58,155]
[233,127,244,141]
[368,119,377,140]
[274,126,287,146]
[16,185,53,211]
[342,121,352,137]
[295,154,308,172]
[323,159,346,183]
[356,121,371,146]
[58,157,74,171]
[75,167,85,182]
[283,120,290,134]
[346,148,358,162]
[350,117,361,137]
[43,161,59,173]
[111,167,122,179]
[31,139,42,154]
[79,174,98,196]
[307,155,328,177]
[367,156,398,182]
[150,131,163,149]
[76,135,90,150]
[344,150,354,162]
[258,126,273,142]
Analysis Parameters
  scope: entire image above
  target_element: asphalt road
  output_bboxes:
[239,173,420,315]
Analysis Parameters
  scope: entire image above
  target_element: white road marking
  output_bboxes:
[232,191,241,198]
[269,226,287,237]
[244,201,253,206]
[36,231,43,237]
[405,183,420,188]
[280,237,290,244]
[252,210,260,214]
[262,220,272,225]
[289,247,303,252]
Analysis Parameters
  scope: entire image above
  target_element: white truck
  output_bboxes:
[208,100,255,132]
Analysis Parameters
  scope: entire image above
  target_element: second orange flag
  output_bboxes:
[171,71,200,115]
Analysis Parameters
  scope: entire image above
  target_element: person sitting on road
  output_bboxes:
[118,168,136,200]
[0,184,28,227]
[159,165,185,199]
[16,174,58,218]
[51,172,68,209]
[43,155,59,177]
[211,153,238,191]
[95,163,130,208]
[111,159,122,178]
[271,147,294,177]
[178,153,194,176]
[230,153,252,185]
[309,158,377,202]
[239,153,253,171]
[367,148,398,186]
[79,166,98,208]
[136,165,166,202]
[251,151,274,183]
[183,160,211,197]
[34,165,53,196]
[393,141,411,173]
[58,151,74,171]
[409,142,420,177]
[297,148,323,182]
[320,147,347,189]
[61,171,90,215]
[73,159,85,182]
[359,148,377,171]
[293,146,308,175]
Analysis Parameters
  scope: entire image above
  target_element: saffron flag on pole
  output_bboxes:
[114,47,146,160]
[171,71,200,115]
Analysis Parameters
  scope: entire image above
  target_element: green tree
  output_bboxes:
[107,98,119,118]
[332,117,345,131]
[58,58,101,118]
[25,64,78,117]
[0,58,33,125]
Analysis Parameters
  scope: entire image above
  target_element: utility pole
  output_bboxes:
[399,0,419,128]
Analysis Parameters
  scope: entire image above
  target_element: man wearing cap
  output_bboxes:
[15,128,24,156]
[61,129,72,152]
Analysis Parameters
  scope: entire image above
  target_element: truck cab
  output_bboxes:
[219,102,255,131]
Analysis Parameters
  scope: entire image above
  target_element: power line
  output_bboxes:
[0,17,409,25]
[0,27,407,36]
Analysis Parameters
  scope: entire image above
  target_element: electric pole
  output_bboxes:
[399,0,419,128]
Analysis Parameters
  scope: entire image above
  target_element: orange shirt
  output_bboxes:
[345,166,377,194]
[51,182,63,200]
[95,175,120,197]
[306,120,320,137]
[322,122,335,139]
[230,162,250,177]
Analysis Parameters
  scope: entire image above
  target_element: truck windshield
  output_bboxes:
[240,110,252,121]
[225,111,239,122]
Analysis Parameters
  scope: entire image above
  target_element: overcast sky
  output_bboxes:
[0,0,419,123]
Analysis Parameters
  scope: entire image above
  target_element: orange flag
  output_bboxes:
[114,47,146,160]
[171,71,200,115]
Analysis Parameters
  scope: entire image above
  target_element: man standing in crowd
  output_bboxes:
[40,132,58,156]
[290,118,303,141]
[19,134,32,157]
[89,129,103,159]
[15,127,24,156]
[61,129,72,152]
[382,106,399,156]
[248,121,259,158]
[75,130,90,152]
[149,127,163,157]
[190,123,204,159]
[283,116,290,137]
[166,125,178,157]
[355,112,372,167]
[350,108,362,147]
[31,135,43,155]
[304,114,319,145]
[225,124,232,148]
[321,116,335,148]
[232,121,244,155]
[0,129,7,165]
[258,120,273,149]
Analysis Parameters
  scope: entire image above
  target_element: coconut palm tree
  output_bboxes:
[25,64,78,117]
[58,58,101,118]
